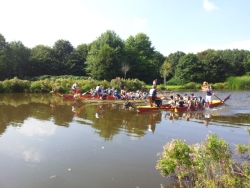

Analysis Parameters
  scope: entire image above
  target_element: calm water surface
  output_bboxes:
[0,91,250,188]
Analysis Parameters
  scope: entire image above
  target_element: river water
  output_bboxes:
[0,91,249,188]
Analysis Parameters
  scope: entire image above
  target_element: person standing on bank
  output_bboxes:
[153,79,157,87]
[206,85,214,107]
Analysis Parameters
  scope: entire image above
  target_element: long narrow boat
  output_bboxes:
[137,94,231,113]
[56,92,149,104]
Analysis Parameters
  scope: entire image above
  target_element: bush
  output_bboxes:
[227,76,250,90]
[156,132,250,187]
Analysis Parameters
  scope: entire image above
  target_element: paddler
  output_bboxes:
[149,85,162,107]
[205,85,214,107]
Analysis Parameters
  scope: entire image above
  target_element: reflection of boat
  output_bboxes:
[137,94,231,113]
[137,104,172,112]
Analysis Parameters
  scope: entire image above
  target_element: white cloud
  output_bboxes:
[203,0,218,11]
[23,149,42,162]
[18,118,57,136]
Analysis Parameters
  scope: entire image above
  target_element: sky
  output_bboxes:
[0,0,250,56]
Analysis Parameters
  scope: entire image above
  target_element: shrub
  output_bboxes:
[156,132,250,187]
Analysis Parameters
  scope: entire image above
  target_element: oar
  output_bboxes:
[158,90,173,99]
[214,94,223,102]
[82,90,90,95]
[223,94,231,102]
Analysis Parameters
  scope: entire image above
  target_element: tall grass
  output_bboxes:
[227,76,250,90]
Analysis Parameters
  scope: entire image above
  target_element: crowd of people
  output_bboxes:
[70,80,215,108]
[71,82,148,100]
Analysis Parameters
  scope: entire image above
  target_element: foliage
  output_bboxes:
[167,51,186,77]
[175,53,204,84]
[182,82,199,89]
[85,30,125,80]
[124,33,160,83]
[156,132,250,187]
[167,76,186,85]
[0,77,30,93]
[236,128,250,159]
[226,76,250,90]
[1,32,250,84]
[212,82,227,89]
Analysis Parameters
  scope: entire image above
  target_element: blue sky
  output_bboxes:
[1,0,249,56]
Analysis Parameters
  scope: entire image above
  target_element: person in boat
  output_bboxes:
[113,89,122,100]
[191,93,198,100]
[187,96,194,109]
[205,85,214,106]
[183,94,188,102]
[174,94,180,104]
[168,95,176,107]
[119,82,125,94]
[95,84,102,97]
[71,82,78,94]
[177,96,185,107]
[149,85,162,107]
[197,96,206,106]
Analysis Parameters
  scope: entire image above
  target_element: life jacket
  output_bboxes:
[206,89,212,96]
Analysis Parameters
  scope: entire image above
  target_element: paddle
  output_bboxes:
[158,90,173,100]
[223,94,231,102]
[214,94,223,102]
[82,90,90,95]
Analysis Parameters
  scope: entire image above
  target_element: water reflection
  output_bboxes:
[0,92,250,188]
[1,93,250,138]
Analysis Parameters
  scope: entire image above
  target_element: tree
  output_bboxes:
[6,41,30,78]
[243,54,250,73]
[121,63,131,79]
[124,33,158,83]
[0,33,8,80]
[159,61,171,86]
[167,51,186,77]
[175,53,203,84]
[197,49,229,83]
[29,45,55,76]
[85,30,125,80]
[53,40,74,75]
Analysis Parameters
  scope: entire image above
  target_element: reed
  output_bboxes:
[227,76,250,90]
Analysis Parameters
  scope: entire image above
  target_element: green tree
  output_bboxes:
[197,49,229,83]
[175,53,203,84]
[0,33,8,80]
[124,33,158,83]
[29,45,55,76]
[167,51,186,77]
[6,41,30,78]
[53,40,74,75]
[85,30,125,80]
[243,54,250,73]
[159,61,171,86]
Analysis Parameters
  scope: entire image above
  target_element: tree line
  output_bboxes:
[0,31,250,84]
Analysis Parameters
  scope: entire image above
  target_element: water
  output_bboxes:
[0,91,249,188]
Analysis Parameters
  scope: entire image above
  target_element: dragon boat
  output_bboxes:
[137,94,231,113]
[55,92,148,104]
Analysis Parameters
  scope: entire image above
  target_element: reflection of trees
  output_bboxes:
[1,93,250,140]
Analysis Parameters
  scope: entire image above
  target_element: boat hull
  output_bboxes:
[137,99,227,113]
